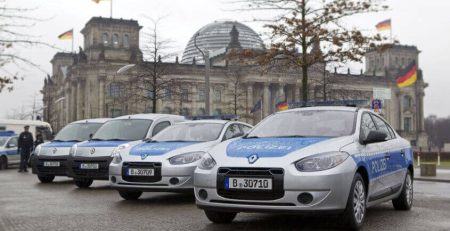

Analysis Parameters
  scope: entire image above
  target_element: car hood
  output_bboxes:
[39,141,79,156]
[75,140,131,157]
[212,136,355,167]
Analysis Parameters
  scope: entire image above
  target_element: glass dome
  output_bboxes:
[181,21,264,64]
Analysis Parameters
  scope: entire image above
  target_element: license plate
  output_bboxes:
[80,163,99,169]
[127,168,154,176]
[43,161,60,167]
[226,177,272,190]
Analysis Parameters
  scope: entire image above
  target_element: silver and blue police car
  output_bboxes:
[0,131,19,170]
[109,120,253,200]
[67,114,185,188]
[194,107,414,230]
[31,119,109,183]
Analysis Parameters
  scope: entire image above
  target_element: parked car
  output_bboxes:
[0,131,19,169]
[67,114,185,188]
[109,120,252,200]
[31,119,109,183]
[194,106,413,230]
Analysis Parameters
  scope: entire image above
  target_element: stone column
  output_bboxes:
[76,80,83,120]
[70,82,77,122]
[247,83,254,124]
[263,83,270,118]
[98,75,106,117]
[209,85,214,115]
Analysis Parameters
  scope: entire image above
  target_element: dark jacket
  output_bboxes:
[18,131,34,149]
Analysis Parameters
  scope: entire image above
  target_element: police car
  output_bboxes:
[31,119,109,183]
[194,107,413,230]
[0,131,19,170]
[67,114,185,188]
[109,120,252,200]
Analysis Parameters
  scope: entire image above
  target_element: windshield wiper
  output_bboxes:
[63,139,83,142]
[106,138,128,141]
[52,139,65,142]
[244,136,260,139]
[90,138,104,141]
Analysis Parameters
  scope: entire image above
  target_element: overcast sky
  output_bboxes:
[1,0,449,118]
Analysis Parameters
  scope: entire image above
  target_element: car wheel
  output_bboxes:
[204,210,237,224]
[74,178,94,188]
[0,156,7,170]
[118,190,142,200]
[392,171,413,210]
[342,173,366,231]
[38,175,55,183]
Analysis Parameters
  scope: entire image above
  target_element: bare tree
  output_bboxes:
[232,0,389,103]
[0,1,54,92]
[224,67,246,117]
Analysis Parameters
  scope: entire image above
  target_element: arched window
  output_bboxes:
[113,34,119,46]
[123,34,129,48]
[102,33,109,45]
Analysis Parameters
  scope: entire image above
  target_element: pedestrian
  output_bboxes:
[18,125,34,172]
[34,133,44,148]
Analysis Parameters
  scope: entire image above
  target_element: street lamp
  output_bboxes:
[194,33,211,115]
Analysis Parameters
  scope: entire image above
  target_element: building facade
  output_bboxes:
[42,17,428,148]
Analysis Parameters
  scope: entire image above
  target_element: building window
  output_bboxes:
[108,82,122,98]
[113,34,119,46]
[144,104,153,113]
[164,88,171,101]
[213,108,222,116]
[197,108,206,116]
[111,109,123,118]
[181,108,190,116]
[403,95,413,111]
[395,57,399,65]
[404,117,412,132]
[162,107,172,114]
[123,34,129,48]
[198,87,205,101]
[181,88,189,101]
[102,33,109,45]
[214,89,221,102]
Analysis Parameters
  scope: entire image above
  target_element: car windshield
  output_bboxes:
[92,119,153,141]
[0,137,9,146]
[247,110,356,138]
[54,123,103,142]
[152,123,224,142]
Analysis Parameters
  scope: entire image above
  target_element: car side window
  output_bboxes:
[7,137,18,147]
[152,121,171,136]
[223,124,243,141]
[360,113,376,141]
[240,125,252,134]
[370,115,393,140]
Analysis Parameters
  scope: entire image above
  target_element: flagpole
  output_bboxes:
[390,18,393,43]
[110,0,113,18]
[71,28,74,53]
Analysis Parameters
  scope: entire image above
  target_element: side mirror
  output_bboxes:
[362,130,387,145]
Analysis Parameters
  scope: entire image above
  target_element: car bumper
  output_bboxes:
[32,155,69,176]
[67,156,112,180]
[194,158,356,213]
[109,161,196,192]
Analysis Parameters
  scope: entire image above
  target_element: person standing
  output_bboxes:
[34,134,44,148]
[18,125,34,172]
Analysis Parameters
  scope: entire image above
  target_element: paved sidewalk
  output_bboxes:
[414,167,450,183]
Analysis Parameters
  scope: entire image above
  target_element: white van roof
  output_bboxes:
[71,118,110,124]
[0,119,51,127]
[112,114,185,121]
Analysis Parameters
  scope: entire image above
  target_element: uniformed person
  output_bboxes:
[18,125,34,172]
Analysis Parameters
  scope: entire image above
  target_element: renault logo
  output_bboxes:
[89,148,96,155]
[247,154,259,164]
[141,154,149,160]
[52,148,57,154]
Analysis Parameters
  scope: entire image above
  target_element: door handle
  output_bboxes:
[400,149,405,156]
[384,152,391,159]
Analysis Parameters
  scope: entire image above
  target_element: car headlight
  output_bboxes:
[35,145,42,156]
[198,153,216,170]
[69,144,77,156]
[169,151,205,165]
[295,152,349,172]
[111,144,129,164]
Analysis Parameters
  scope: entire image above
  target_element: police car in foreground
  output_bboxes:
[0,131,19,170]
[194,107,413,230]
[31,119,109,183]
[67,114,185,188]
[109,120,253,200]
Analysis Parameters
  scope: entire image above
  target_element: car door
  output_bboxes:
[358,112,390,200]
[5,137,20,163]
[370,114,405,193]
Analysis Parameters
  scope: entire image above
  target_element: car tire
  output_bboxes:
[38,175,55,183]
[204,210,237,224]
[74,178,94,188]
[0,156,7,170]
[118,191,142,200]
[342,173,366,231]
[392,171,413,211]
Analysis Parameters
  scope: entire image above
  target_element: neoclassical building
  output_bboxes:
[42,17,428,148]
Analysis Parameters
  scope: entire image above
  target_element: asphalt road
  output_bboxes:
[1,169,449,231]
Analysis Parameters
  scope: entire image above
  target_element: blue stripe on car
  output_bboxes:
[226,137,330,158]
[129,142,199,156]
[77,140,129,148]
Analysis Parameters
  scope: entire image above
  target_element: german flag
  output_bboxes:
[376,19,391,32]
[396,61,417,88]
[58,29,73,40]
[276,101,288,111]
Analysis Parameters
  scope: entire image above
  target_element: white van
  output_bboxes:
[0,119,53,141]
[0,131,19,169]
[67,114,185,188]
